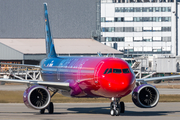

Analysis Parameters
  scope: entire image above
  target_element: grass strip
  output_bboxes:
[0,91,180,103]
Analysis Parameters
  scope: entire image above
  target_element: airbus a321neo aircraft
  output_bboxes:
[0,3,180,116]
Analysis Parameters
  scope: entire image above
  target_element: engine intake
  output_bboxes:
[23,85,51,110]
[132,84,159,108]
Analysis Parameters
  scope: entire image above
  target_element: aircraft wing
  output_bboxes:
[0,62,40,68]
[136,75,180,82]
[0,78,70,91]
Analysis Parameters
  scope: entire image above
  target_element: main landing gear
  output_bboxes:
[40,89,58,114]
[110,97,125,116]
[40,102,54,114]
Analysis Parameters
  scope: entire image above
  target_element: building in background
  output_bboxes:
[101,0,180,57]
[0,39,123,65]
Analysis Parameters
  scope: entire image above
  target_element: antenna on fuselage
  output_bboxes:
[44,3,57,58]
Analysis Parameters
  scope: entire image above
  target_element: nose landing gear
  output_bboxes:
[110,97,125,116]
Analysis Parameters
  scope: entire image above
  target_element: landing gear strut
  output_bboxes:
[40,89,58,114]
[110,97,125,116]
[40,102,54,114]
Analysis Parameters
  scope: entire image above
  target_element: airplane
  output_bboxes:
[1,3,180,116]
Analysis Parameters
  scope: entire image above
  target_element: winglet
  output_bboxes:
[44,3,57,58]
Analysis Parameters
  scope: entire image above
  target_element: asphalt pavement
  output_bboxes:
[0,103,180,120]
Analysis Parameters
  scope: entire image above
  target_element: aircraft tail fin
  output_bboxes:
[44,3,57,58]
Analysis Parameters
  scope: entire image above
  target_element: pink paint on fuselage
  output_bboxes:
[41,57,136,98]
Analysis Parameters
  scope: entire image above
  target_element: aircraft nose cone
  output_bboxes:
[99,75,135,97]
[108,77,132,92]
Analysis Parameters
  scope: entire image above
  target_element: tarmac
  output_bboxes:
[0,84,180,119]
[0,103,180,120]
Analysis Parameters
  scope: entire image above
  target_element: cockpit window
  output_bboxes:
[122,69,130,73]
[113,69,122,74]
[104,68,109,74]
[107,68,112,74]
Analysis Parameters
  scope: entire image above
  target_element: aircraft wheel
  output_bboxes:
[40,109,45,114]
[120,102,125,113]
[48,102,54,114]
[110,109,115,116]
[115,108,120,116]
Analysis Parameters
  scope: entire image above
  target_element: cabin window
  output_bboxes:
[113,69,122,73]
[107,68,112,74]
[104,68,109,74]
[122,69,130,73]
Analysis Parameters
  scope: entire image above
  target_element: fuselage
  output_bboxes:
[40,56,136,98]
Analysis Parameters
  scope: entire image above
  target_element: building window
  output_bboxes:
[106,37,112,42]
[101,17,106,22]
[114,17,123,22]
[117,37,124,42]
[115,7,171,13]
[102,27,171,32]
[125,47,134,52]
[162,46,171,51]
[153,27,161,32]
[124,27,134,32]
[115,7,119,12]
[125,37,133,42]
[101,27,115,32]
[101,37,106,42]
[101,28,106,32]
[102,37,171,43]
[109,27,115,32]
[162,27,171,32]
[161,7,166,12]
[136,7,142,12]
[143,37,152,42]
[115,27,124,32]
[106,17,114,22]
[134,47,143,51]
[103,37,124,42]
[134,37,142,42]
[142,17,152,22]
[104,17,171,22]
[162,37,171,42]
[112,37,124,42]
[168,7,171,12]
[130,7,134,12]
[153,37,161,41]
[115,17,124,22]
[143,27,152,32]
[162,17,171,22]
[153,47,162,52]
[124,17,133,22]
[134,27,142,32]
[149,7,153,12]
[144,47,152,51]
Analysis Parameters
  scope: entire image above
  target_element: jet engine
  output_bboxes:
[23,85,51,110]
[132,84,159,108]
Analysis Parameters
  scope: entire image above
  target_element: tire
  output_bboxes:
[116,108,120,116]
[40,109,45,114]
[48,102,54,114]
[110,109,115,116]
[120,102,125,113]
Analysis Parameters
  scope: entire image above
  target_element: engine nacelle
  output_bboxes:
[23,85,51,110]
[132,84,159,108]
